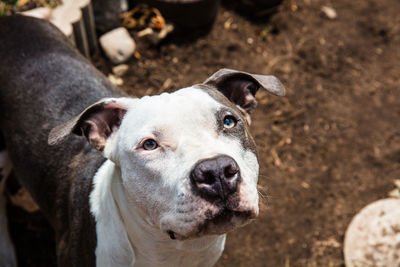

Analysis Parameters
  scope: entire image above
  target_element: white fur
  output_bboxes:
[91,159,226,266]
[90,87,259,266]
[90,160,135,267]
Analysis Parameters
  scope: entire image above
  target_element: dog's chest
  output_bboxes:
[131,235,226,267]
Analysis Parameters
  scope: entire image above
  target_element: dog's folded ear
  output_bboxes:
[203,68,285,119]
[48,98,127,151]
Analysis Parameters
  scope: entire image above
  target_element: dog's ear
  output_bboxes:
[203,68,285,119]
[48,98,127,151]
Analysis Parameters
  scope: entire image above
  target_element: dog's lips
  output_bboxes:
[199,208,257,235]
[167,208,257,240]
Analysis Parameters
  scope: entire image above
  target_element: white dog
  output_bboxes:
[0,15,285,267]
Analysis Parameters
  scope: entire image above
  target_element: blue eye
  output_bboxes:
[143,139,158,150]
[223,116,237,129]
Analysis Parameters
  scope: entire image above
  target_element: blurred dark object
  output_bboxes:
[245,0,283,8]
[222,0,283,21]
[6,171,57,266]
[131,0,220,30]
[1,0,17,6]
[92,0,128,33]
[0,132,4,151]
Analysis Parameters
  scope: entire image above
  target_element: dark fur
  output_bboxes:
[0,15,122,266]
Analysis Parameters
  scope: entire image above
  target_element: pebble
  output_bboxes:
[321,6,337,20]
[100,27,136,64]
[112,64,129,77]
[107,74,124,86]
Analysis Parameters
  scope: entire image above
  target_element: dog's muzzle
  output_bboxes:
[190,155,240,203]
[164,155,255,240]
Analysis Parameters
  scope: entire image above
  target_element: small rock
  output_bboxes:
[100,27,136,64]
[133,51,141,59]
[388,188,400,198]
[321,6,337,19]
[108,74,124,86]
[162,78,172,90]
[21,7,52,20]
[224,17,233,30]
[388,179,400,198]
[394,179,400,189]
[314,237,341,248]
[344,198,400,267]
[300,181,310,189]
[112,64,129,77]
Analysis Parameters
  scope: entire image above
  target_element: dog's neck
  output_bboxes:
[90,160,226,267]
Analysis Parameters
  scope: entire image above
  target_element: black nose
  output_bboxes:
[190,155,240,202]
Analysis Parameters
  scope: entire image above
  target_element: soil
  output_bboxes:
[5,0,400,266]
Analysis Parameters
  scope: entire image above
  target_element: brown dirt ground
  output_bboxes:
[6,0,400,266]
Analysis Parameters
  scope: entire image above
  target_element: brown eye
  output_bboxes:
[143,139,158,150]
[223,116,237,129]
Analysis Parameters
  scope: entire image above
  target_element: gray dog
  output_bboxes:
[0,15,285,267]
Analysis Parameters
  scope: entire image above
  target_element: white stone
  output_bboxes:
[344,198,400,267]
[321,6,337,20]
[100,27,136,64]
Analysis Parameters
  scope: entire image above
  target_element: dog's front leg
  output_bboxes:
[0,149,17,267]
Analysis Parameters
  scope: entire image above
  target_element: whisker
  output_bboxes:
[257,190,266,199]
[258,174,273,181]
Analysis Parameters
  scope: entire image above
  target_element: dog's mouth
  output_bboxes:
[199,208,256,235]
[167,208,257,240]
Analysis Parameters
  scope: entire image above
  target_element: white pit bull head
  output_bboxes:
[49,69,285,241]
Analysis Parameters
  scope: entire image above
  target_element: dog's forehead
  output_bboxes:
[123,87,223,126]
[121,87,224,139]
[141,87,220,111]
